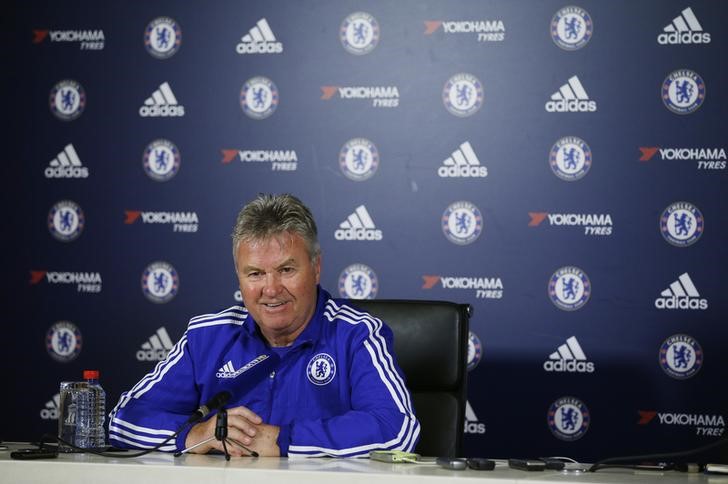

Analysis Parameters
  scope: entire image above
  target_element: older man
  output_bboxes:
[109,194,419,457]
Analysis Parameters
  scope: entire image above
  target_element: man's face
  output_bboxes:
[235,232,320,346]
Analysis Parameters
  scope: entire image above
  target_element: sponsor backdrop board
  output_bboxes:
[6,0,727,461]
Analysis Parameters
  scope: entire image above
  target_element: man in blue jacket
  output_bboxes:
[109,194,419,457]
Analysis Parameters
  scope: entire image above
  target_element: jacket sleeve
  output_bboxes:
[284,314,420,457]
[108,331,199,452]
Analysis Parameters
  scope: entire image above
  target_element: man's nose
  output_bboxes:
[262,273,283,295]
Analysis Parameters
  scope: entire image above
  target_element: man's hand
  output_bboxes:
[244,422,280,457]
[184,405,280,457]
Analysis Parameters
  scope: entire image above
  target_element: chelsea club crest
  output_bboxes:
[660,201,703,247]
[46,321,82,362]
[141,261,179,303]
[307,353,336,386]
[442,201,483,245]
[48,200,85,242]
[547,396,590,441]
[240,76,279,119]
[49,80,86,121]
[662,69,705,115]
[442,73,483,117]
[145,17,182,59]
[551,7,593,51]
[659,334,703,380]
[340,12,380,55]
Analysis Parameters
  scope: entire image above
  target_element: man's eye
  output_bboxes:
[280,267,294,274]
[248,272,262,278]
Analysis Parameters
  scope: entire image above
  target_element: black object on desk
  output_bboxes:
[508,458,546,471]
[467,458,496,470]
[10,448,58,460]
[436,457,467,470]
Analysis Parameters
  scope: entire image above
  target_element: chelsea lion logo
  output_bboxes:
[48,200,85,242]
[551,7,593,51]
[307,353,336,386]
[240,76,279,119]
[46,321,82,362]
[338,263,379,299]
[548,266,591,311]
[549,136,592,181]
[340,12,380,55]
[49,80,86,121]
[145,17,182,59]
[141,261,179,303]
[442,201,483,245]
[339,138,379,181]
[659,334,703,380]
[660,201,703,247]
[662,69,705,115]
[442,73,484,117]
[467,331,483,371]
[143,139,181,182]
[547,396,590,441]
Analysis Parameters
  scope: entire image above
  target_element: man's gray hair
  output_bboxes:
[231,193,320,263]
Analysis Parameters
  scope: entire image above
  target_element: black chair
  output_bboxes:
[349,299,471,458]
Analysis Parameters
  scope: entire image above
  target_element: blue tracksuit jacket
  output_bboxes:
[109,287,420,457]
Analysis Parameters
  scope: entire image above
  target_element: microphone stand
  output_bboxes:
[174,407,258,460]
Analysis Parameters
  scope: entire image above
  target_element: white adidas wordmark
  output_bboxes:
[139,82,185,117]
[661,272,700,298]
[136,327,174,361]
[40,394,60,420]
[51,144,82,166]
[141,327,174,350]
[655,272,708,310]
[445,142,480,166]
[243,18,276,42]
[543,336,595,373]
[237,18,283,54]
[335,205,383,240]
[45,143,88,178]
[439,141,488,178]
[549,336,587,361]
[664,7,703,33]
[340,205,376,229]
[552,76,590,101]
[465,400,478,421]
[216,354,270,378]
[47,394,60,410]
[145,82,178,106]
[464,400,486,434]
[545,76,597,112]
[659,7,710,44]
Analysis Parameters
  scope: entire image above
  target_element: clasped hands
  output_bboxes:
[185,405,280,457]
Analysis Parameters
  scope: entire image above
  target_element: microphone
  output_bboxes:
[187,391,231,424]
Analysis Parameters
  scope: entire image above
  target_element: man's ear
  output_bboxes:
[313,254,322,284]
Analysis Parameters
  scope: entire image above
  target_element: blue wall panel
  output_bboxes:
[6,0,727,462]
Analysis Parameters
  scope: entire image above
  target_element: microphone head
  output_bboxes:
[209,390,231,410]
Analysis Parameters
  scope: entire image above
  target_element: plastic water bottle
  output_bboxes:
[78,370,107,449]
[60,370,107,451]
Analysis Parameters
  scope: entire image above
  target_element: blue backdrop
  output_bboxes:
[6,0,727,461]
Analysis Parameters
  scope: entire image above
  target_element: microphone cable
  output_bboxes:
[36,425,188,459]
[589,435,728,472]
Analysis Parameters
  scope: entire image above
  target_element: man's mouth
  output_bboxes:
[263,302,286,308]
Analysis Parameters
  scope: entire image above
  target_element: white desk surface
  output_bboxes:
[1,443,726,484]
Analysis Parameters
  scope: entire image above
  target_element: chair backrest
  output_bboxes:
[348,299,470,457]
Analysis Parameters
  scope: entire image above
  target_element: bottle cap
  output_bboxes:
[83,370,100,380]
